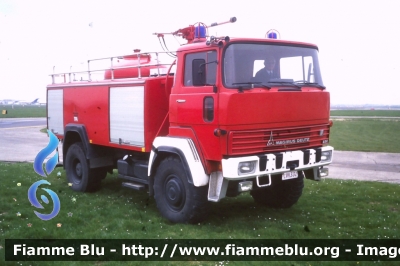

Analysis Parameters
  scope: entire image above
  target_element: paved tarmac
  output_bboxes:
[329,150,400,183]
[0,117,46,128]
[0,121,399,184]
[0,119,63,163]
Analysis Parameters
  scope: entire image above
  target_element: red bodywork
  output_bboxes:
[47,37,331,175]
[104,53,165,79]
[49,77,171,154]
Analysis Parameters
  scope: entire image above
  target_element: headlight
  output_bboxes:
[238,161,257,175]
[321,150,332,162]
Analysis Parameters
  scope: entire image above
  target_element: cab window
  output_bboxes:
[184,51,217,86]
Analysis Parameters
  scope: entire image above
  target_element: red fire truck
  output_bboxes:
[47,17,334,223]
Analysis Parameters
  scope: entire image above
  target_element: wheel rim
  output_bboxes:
[72,158,83,182]
[165,174,185,211]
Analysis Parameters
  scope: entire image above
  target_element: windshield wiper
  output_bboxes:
[232,82,271,92]
[265,81,301,89]
[294,81,326,90]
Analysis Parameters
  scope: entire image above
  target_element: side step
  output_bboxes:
[117,158,149,192]
[122,182,146,191]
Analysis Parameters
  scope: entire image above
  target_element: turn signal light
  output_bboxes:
[214,129,227,137]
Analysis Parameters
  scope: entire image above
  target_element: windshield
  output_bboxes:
[223,43,324,88]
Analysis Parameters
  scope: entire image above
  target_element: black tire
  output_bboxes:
[153,156,209,224]
[250,172,304,208]
[65,142,101,192]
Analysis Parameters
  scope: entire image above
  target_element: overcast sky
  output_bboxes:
[1,0,399,105]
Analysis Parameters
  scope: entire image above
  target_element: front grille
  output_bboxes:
[228,124,330,155]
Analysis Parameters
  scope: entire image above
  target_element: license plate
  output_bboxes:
[282,171,298,180]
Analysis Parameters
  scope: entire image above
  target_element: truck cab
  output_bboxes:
[161,34,333,191]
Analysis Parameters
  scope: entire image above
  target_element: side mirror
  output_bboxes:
[192,59,206,86]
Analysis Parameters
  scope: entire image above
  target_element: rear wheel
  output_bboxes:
[65,142,102,192]
[250,172,304,208]
[154,156,209,223]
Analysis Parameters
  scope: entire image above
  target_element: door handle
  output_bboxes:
[176,99,186,103]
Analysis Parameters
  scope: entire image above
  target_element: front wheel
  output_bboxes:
[154,156,209,224]
[250,172,304,208]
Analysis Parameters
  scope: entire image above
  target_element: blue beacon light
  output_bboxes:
[268,32,277,39]
[195,25,207,38]
[266,29,280,39]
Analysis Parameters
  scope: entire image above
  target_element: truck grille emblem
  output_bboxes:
[267,131,274,146]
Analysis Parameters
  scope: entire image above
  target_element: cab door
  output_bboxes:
[170,50,220,160]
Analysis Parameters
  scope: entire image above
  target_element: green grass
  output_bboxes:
[1,162,400,265]
[0,105,46,118]
[330,110,400,117]
[329,119,400,153]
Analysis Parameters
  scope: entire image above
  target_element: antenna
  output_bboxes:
[208,17,237,28]
[153,17,237,44]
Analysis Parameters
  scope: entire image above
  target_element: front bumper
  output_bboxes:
[208,146,334,202]
[222,146,333,179]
